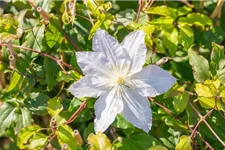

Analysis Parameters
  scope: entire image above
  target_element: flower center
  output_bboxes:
[116,77,125,85]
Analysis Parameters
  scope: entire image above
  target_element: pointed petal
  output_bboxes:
[121,30,147,74]
[94,87,123,133]
[76,52,112,77]
[68,75,109,98]
[93,29,131,69]
[122,88,152,133]
[130,65,176,97]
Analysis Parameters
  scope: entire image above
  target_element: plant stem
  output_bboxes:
[190,108,214,139]
[0,43,83,76]
[66,100,87,124]
[189,101,225,147]
[136,0,143,23]
[149,97,214,150]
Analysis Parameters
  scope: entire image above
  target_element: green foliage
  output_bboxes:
[1,1,225,150]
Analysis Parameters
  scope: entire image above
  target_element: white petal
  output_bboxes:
[76,52,112,77]
[121,30,147,74]
[94,87,123,133]
[122,88,152,133]
[93,29,131,69]
[68,75,109,98]
[130,65,176,97]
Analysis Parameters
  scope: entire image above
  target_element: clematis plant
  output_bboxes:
[68,29,176,133]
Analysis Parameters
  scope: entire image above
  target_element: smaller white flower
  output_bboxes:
[68,29,176,133]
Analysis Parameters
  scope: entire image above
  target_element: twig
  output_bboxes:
[210,0,224,19]
[200,0,204,10]
[190,108,214,139]
[147,0,154,9]
[189,102,225,147]
[63,33,83,52]
[27,0,37,10]
[0,43,83,75]
[66,100,87,124]
[149,97,214,150]
[180,0,194,8]
[136,0,143,23]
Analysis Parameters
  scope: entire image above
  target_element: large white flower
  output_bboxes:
[68,29,176,133]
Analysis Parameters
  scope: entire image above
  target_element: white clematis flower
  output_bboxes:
[68,29,176,133]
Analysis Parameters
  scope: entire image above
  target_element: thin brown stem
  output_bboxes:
[27,0,37,10]
[63,33,83,52]
[66,100,87,124]
[180,0,194,8]
[190,108,214,139]
[200,0,204,10]
[149,97,214,150]
[210,0,224,19]
[0,43,83,75]
[189,102,225,147]
[136,0,143,23]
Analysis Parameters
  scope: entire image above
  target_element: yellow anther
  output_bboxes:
[117,77,124,85]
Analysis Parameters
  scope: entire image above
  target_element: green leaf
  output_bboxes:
[6,71,22,93]
[172,91,189,114]
[198,97,225,111]
[164,83,185,99]
[178,25,194,50]
[162,24,178,55]
[149,145,168,150]
[45,16,63,48]
[56,124,77,150]
[18,125,48,150]
[178,13,213,27]
[44,57,60,90]
[195,83,214,97]
[0,14,22,42]
[83,123,95,143]
[201,27,225,50]
[22,24,45,57]
[88,132,112,150]
[211,43,225,74]
[164,117,187,131]
[25,92,49,115]
[148,17,174,25]
[47,97,63,117]
[176,135,192,150]
[176,6,192,17]
[145,6,177,19]
[188,48,210,83]
[216,68,225,83]
[17,125,41,149]
[56,71,74,82]
[112,114,134,129]
[0,101,32,136]
[119,133,160,150]
[26,133,48,150]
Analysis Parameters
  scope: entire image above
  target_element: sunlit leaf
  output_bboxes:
[175,135,192,150]
[47,97,63,117]
[162,24,178,55]
[145,6,177,19]
[56,124,77,150]
[88,132,112,150]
